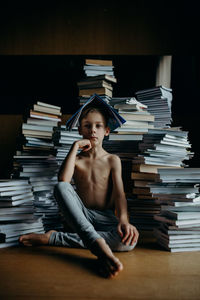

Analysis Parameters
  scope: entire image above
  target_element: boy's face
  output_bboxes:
[78,111,110,147]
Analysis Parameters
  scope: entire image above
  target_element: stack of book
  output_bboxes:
[153,168,200,252]
[135,86,172,128]
[137,128,192,168]
[52,126,81,165]
[0,179,44,248]
[11,101,64,232]
[128,127,193,232]
[83,58,115,77]
[78,59,117,104]
[17,101,62,153]
[108,97,155,141]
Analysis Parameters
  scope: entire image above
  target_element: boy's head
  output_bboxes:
[78,105,110,143]
[79,106,109,128]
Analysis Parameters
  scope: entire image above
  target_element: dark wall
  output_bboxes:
[171,56,200,167]
[0,55,158,114]
[0,1,198,55]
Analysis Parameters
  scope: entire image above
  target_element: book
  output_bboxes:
[22,124,54,132]
[0,198,34,207]
[132,164,159,173]
[0,188,32,196]
[37,101,61,110]
[84,65,114,71]
[135,86,172,99]
[154,215,200,227]
[114,98,147,111]
[30,110,61,122]
[131,172,160,181]
[108,133,143,141]
[33,104,61,116]
[81,74,117,83]
[85,59,113,66]
[0,184,31,192]
[79,87,112,98]
[161,205,200,211]
[77,80,112,90]
[119,112,155,122]
[0,179,29,187]
[113,127,148,134]
[27,118,58,127]
[118,120,153,127]
[22,129,52,137]
[162,211,200,220]
[66,94,126,131]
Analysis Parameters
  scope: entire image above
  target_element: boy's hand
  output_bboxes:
[117,221,139,246]
[75,139,92,152]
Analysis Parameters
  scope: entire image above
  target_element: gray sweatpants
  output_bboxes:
[49,182,136,252]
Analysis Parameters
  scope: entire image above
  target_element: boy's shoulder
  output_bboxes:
[107,153,121,165]
[104,152,121,170]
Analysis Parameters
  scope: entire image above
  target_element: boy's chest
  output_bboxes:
[75,159,111,182]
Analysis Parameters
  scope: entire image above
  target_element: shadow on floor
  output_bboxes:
[12,245,105,278]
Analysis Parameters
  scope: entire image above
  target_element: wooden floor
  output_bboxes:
[0,239,200,300]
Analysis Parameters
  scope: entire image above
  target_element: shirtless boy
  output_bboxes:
[19,105,139,278]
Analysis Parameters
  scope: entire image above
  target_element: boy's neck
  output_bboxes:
[83,144,106,159]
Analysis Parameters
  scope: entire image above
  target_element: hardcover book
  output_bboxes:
[66,94,126,131]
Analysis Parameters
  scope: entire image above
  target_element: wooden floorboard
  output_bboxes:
[0,241,200,300]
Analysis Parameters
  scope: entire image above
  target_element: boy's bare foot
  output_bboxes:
[90,238,123,278]
[19,230,56,247]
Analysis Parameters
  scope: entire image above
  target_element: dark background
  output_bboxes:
[0,55,159,114]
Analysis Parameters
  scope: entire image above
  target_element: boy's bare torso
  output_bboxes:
[73,151,114,210]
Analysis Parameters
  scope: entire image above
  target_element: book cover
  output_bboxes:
[66,94,126,131]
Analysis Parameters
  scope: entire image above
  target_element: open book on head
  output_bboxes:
[66,94,126,131]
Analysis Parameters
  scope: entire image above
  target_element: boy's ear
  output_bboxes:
[104,127,110,136]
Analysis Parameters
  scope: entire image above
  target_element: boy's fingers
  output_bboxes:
[125,232,134,245]
[125,229,136,246]
[122,227,130,243]
[132,231,139,244]
[131,237,137,246]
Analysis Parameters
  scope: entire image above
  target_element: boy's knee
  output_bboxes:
[108,229,138,252]
[113,241,137,252]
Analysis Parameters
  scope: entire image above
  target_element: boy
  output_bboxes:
[19,104,139,278]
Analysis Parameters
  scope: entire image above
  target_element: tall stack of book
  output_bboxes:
[52,126,81,166]
[78,59,117,105]
[0,179,44,248]
[104,97,155,193]
[135,86,172,128]
[108,97,154,141]
[11,101,64,232]
[153,168,200,252]
[128,127,193,232]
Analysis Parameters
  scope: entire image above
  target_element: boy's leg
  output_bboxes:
[19,182,125,278]
[50,181,102,249]
[88,209,137,252]
[51,183,137,252]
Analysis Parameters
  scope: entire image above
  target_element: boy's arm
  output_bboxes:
[111,155,139,246]
[58,139,91,182]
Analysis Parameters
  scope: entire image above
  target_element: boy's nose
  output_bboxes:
[90,125,96,133]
